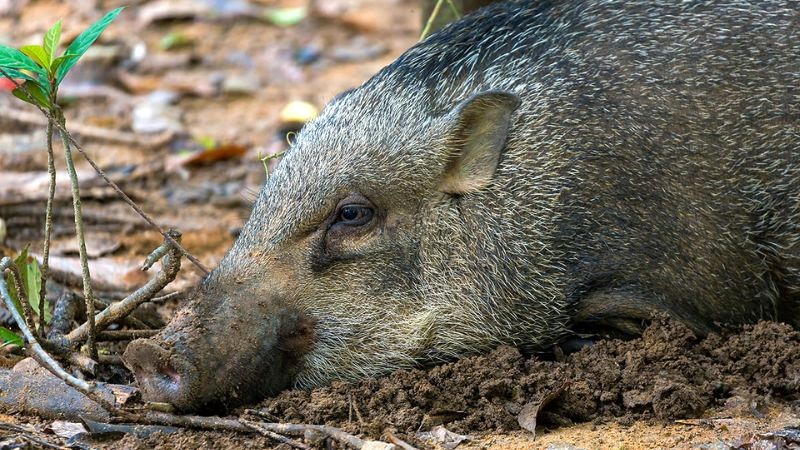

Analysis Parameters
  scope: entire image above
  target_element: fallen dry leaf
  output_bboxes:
[166,144,249,172]
[416,425,472,450]
[517,382,570,437]
[110,385,141,406]
[45,420,87,440]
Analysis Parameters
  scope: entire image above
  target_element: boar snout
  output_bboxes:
[123,338,198,410]
[123,293,317,411]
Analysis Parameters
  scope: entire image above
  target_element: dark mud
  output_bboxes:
[256,319,799,435]
[104,319,800,449]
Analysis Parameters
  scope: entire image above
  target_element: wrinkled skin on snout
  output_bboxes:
[122,90,536,411]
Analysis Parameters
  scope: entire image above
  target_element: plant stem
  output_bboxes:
[56,110,97,359]
[420,0,445,40]
[66,233,181,345]
[39,117,56,335]
[445,0,462,19]
[0,68,209,276]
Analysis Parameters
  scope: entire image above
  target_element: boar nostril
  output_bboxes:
[161,364,181,384]
[123,339,185,398]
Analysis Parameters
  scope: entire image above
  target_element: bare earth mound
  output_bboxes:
[110,319,800,449]
[258,319,800,432]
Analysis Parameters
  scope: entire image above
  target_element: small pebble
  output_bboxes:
[279,100,318,125]
[545,443,586,450]
[221,74,260,95]
[294,45,321,65]
[132,90,183,134]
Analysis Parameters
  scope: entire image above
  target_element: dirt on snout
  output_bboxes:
[116,319,800,449]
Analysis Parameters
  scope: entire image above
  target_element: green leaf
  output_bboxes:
[196,136,216,150]
[12,83,50,108]
[51,53,79,74]
[159,31,192,51]
[4,247,51,325]
[0,327,23,348]
[57,7,124,84]
[0,67,36,82]
[19,45,49,70]
[0,45,44,74]
[43,20,62,64]
[15,250,47,324]
[263,7,306,27]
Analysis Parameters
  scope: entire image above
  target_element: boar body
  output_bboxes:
[124,0,800,411]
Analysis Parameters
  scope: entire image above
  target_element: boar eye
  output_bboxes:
[336,205,374,226]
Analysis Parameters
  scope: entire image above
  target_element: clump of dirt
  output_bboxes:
[254,319,800,440]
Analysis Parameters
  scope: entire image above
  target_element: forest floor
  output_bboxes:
[0,1,798,449]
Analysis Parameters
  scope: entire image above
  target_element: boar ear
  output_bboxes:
[438,91,520,194]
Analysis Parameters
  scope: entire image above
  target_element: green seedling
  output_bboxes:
[0,7,123,108]
[0,8,125,357]
[1,246,50,346]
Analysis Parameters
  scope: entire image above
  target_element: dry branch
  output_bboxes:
[245,410,398,450]
[66,233,182,345]
[121,411,400,450]
[57,106,99,359]
[240,419,311,449]
[39,118,56,336]
[150,291,185,303]
[0,257,117,414]
[96,329,158,341]
[0,422,63,449]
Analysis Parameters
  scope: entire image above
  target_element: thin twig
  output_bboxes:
[66,233,182,345]
[385,431,418,450]
[149,291,184,303]
[0,257,118,415]
[420,0,445,40]
[445,0,461,19]
[57,108,97,360]
[62,130,209,274]
[46,291,155,341]
[419,0,461,41]
[39,117,56,336]
[96,329,158,341]
[121,411,394,450]
[122,411,253,432]
[0,68,209,275]
[240,419,311,449]
[93,297,151,330]
[0,422,64,449]
[245,410,396,450]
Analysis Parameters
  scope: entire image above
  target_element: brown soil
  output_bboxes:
[259,319,799,433]
[104,319,800,449]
